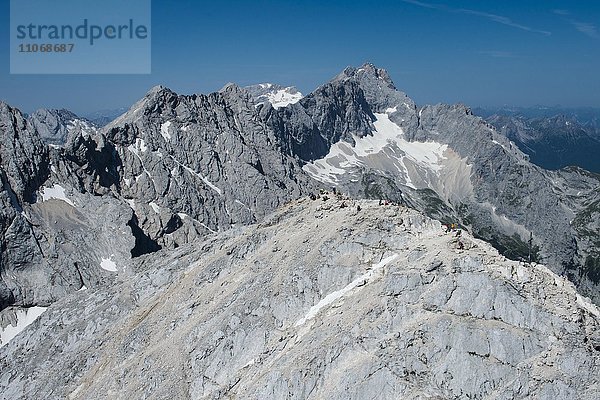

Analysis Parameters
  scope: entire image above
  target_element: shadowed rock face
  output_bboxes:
[1,197,599,399]
[0,83,319,312]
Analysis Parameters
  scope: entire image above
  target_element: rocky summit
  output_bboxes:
[1,196,599,399]
[1,64,599,399]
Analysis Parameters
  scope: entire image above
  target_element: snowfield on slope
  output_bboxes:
[39,184,75,206]
[303,111,447,188]
[0,307,47,348]
[249,83,303,108]
[267,88,303,108]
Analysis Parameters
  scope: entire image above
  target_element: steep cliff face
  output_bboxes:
[0,83,319,313]
[0,102,49,204]
[1,196,598,399]
[0,102,50,309]
[94,83,318,248]
[0,102,139,315]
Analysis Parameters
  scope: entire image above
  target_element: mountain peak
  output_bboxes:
[333,63,396,90]
[106,86,177,129]
[326,63,413,113]
[141,84,178,105]
[146,85,170,96]
[219,82,242,93]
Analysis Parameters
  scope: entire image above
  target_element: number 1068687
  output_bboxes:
[19,43,75,53]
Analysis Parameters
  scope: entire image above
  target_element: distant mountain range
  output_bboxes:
[83,107,128,127]
[474,106,600,172]
[1,64,599,399]
[473,105,600,132]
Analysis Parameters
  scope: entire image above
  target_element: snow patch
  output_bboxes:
[295,254,399,327]
[259,87,303,109]
[185,166,222,195]
[169,156,223,196]
[235,199,251,211]
[491,139,510,152]
[0,306,47,347]
[126,141,156,187]
[576,294,600,319]
[40,184,75,206]
[178,213,217,234]
[128,138,148,153]
[149,202,160,214]
[271,90,301,107]
[303,113,447,186]
[125,199,135,209]
[160,121,172,141]
[372,113,447,170]
[100,256,117,272]
[67,119,96,138]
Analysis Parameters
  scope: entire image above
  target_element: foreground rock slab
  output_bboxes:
[1,196,599,399]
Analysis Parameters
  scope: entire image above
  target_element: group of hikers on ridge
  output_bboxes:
[443,223,465,250]
[308,188,467,251]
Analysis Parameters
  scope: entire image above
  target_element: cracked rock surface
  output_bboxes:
[1,196,598,399]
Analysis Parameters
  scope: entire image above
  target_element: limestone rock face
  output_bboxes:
[1,197,598,399]
[0,102,49,204]
[0,83,318,312]
[0,102,50,309]
[94,83,318,248]
[0,103,134,312]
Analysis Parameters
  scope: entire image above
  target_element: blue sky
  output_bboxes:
[1,0,600,115]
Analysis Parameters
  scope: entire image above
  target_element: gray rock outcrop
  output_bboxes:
[1,83,320,312]
[1,196,598,399]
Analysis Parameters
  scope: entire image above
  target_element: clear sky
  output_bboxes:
[1,0,599,115]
